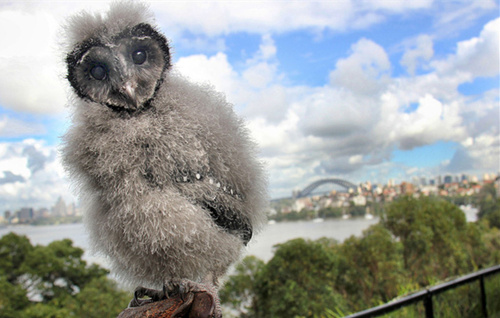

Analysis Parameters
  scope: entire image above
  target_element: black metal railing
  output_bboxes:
[345,264,500,318]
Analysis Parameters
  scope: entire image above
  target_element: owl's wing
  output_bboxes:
[146,167,253,245]
[199,198,252,245]
[189,172,253,245]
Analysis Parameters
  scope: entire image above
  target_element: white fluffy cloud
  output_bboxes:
[0,9,67,114]
[0,140,73,212]
[330,38,391,95]
[174,16,499,197]
[400,34,434,75]
[176,19,498,196]
[433,18,500,78]
[0,1,497,202]
[0,116,46,138]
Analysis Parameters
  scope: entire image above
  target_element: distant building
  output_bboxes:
[420,185,438,196]
[400,182,414,195]
[420,177,427,186]
[35,208,50,219]
[438,175,443,185]
[52,197,67,217]
[496,177,500,198]
[352,195,366,206]
[17,208,34,223]
[294,197,313,212]
[444,175,453,184]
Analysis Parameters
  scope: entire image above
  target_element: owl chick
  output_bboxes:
[61,2,267,316]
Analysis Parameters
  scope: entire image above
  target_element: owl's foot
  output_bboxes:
[166,279,220,318]
[128,285,166,307]
[127,280,220,318]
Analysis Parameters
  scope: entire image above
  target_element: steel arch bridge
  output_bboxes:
[295,178,357,198]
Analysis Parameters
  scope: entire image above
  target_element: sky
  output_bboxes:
[0,0,498,210]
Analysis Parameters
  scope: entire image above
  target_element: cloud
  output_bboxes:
[0,116,46,137]
[0,140,73,212]
[433,0,498,37]
[150,0,443,37]
[0,171,25,185]
[176,34,288,123]
[23,144,54,174]
[432,18,500,78]
[0,9,67,114]
[330,38,391,95]
[400,34,434,75]
[381,94,466,150]
[298,88,379,138]
[371,0,433,11]
[0,2,497,200]
[174,27,497,197]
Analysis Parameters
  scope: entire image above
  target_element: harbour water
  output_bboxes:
[0,205,477,265]
[0,217,379,265]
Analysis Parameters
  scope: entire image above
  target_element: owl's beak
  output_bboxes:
[122,81,139,108]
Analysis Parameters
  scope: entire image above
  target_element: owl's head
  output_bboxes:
[65,2,171,112]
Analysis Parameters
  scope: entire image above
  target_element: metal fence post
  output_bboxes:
[424,292,434,318]
[479,276,488,318]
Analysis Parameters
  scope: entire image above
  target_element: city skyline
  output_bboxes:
[2,170,496,217]
[0,1,498,210]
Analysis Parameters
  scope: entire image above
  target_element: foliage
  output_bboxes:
[253,238,347,318]
[0,276,30,318]
[383,196,471,285]
[221,195,500,317]
[477,183,498,219]
[0,233,130,318]
[337,225,404,310]
[220,256,264,317]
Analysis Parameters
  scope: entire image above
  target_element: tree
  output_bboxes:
[477,183,498,219]
[0,232,129,318]
[220,255,264,317]
[485,205,500,229]
[219,195,500,316]
[64,276,130,318]
[0,233,34,283]
[20,238,108,302]
[253,238,346,318]
[384,196,471,285]
[337,225,405,311]
[0,276,30,318]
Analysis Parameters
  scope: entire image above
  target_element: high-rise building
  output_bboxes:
[18,208,33,223]
[420,177,428,186]
[52,197,67,217]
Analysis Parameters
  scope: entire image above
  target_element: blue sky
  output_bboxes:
[0,0,498,210]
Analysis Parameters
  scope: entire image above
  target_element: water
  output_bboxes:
[0,205,478,264]
[0,217,379,265]
[0,223,106,266]
[246,217,379,261]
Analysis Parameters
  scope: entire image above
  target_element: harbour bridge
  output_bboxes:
[293,178,357,198]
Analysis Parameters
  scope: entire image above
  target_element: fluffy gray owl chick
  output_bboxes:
[61,2,267,312]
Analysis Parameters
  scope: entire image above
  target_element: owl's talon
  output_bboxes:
[162,284,169,299]
[129,286,166,308]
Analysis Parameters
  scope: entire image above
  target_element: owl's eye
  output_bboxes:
[132,50,147,65]
[90,65,106,80]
